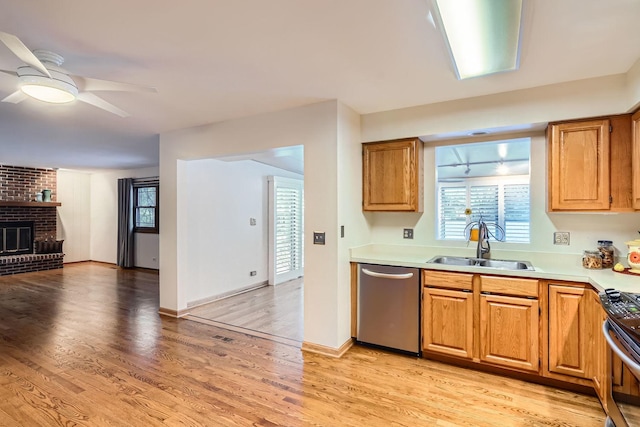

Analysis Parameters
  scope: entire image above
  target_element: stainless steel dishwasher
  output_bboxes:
[357,263,420,356]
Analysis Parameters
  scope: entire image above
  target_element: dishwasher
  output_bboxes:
[356,263,421,356]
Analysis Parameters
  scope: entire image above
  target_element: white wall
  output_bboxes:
[90,166,160,268]
[182,158,302,306]
[362,74,631,143]
[627,58,640,112]
[336,103,371,344]
[160,100,366,349]
[57,169,91,263]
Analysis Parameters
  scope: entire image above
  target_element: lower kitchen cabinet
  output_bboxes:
[479,293,539,372]
[547,284,591,379]
[423,287,473,359]
[422,271,540,372]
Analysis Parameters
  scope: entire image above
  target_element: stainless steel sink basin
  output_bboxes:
[427,256,534,271]
[476,259,534,270]
[428,256,478,266]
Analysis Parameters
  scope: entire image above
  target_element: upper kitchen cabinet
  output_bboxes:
[633,110,640,210]
[362,138,423,212]
[548,114,633,212]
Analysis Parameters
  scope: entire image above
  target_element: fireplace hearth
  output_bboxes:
[0,221,34,256]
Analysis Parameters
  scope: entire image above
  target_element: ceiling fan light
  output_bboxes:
[21,84,76,103]
[17,66,78,104]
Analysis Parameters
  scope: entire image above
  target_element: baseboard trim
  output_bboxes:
[158,307,190,318]
[186,281,268,309]
[301,338,354,358]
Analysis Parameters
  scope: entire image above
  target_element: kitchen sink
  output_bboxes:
[427,256,534,271]
[427,256,478,266]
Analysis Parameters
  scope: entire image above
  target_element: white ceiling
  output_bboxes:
[0,0,638,171]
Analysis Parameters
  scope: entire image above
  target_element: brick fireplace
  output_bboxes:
[0,165,64,276]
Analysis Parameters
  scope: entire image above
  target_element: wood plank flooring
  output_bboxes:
[0,262,606,426]
[187,278,303,342]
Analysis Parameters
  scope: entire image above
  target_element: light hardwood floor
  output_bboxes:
[187,278,303,343]
[0,263,606,426]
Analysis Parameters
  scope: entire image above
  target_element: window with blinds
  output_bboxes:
[438,178,530,243]
[268,176,304,285]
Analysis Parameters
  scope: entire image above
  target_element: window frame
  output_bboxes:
[133,182,159,234]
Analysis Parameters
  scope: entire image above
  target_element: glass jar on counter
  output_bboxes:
[583,250,603,269]
[597,240,614,268]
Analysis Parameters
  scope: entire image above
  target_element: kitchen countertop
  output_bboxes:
[350,244,640,294]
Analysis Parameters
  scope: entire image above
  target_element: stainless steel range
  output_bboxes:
[600,289,640,426]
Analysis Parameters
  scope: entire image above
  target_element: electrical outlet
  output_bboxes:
[250,271,257,276]
[403,228,414,239]
[553,232,570,245]
[249,218,256,226]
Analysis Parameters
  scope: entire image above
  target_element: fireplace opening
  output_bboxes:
[1,221,34,256]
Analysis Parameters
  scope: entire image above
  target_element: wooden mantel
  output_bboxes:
[0,201,61,207]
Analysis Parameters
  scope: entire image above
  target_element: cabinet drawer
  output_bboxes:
[423,270,473,291]
[480,275,538,298]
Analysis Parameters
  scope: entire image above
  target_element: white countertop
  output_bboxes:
[350,244,640,293]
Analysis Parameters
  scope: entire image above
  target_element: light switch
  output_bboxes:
[313,232,325,245]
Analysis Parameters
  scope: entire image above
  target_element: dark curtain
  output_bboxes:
[117,178,135,268]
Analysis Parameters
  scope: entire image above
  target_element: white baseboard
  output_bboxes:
[186,281,268,309]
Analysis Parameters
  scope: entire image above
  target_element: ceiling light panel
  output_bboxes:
[434,0,524,79]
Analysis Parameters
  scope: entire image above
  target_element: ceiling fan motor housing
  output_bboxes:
[17,64,78,101]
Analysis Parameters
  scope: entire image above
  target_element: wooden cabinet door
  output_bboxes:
[633,110,640,210]
[362,138,423,212]
[588,290,608,408]
[423,287,474,359]
[479,294,539,372]
[548,285,590,379]
[548,119,610,210]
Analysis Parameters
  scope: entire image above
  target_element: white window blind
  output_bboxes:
[437,178,530,243]
[504,184,530,243]
[439,186,467,240]
[268,176,304,285]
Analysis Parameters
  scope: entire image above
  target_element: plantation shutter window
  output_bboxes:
[268,176,304,285]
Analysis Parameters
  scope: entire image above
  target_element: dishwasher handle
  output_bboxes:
[361,268,414,280]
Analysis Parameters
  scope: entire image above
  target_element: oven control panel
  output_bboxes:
[600,289,640,341]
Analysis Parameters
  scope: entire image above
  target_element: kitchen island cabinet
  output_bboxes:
[362,137,423,212]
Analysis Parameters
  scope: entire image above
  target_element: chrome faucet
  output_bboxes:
[476,220,491,259]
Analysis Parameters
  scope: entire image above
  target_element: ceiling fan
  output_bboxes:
[0,31,156,117]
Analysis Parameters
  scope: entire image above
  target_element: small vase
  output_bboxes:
[42,189,52,202]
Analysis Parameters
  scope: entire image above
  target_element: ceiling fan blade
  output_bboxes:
[0,31,51,78]
[0,69,18,78]
[72,75,157,93]
[2,90,27,103]
[76,92,130,117]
